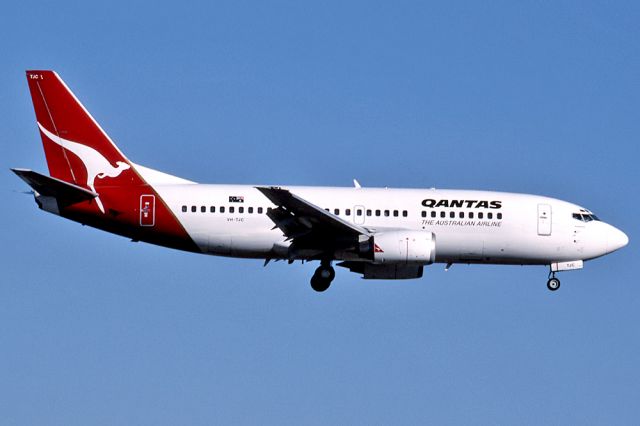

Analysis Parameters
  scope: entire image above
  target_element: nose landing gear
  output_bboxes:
[310,261,335,292]
[547,271,561,291]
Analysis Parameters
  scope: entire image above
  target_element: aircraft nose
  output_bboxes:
[607,226,629,253]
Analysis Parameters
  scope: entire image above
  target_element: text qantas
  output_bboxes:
[421,199,502,209]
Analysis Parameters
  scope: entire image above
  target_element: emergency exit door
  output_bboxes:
[354,205,365,225]
[537,203,552,236]
[140,195,155,227]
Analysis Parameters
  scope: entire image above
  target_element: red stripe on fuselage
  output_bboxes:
[60,183,200,253]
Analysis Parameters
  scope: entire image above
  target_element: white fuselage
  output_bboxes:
[18,70,629,290]
[154,184,625,265]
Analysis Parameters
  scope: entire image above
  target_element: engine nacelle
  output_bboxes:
[371,231,436,265]
[337,260,426,280]
[362,264,423,279]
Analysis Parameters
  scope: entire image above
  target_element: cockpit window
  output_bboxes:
[572,213,600,222]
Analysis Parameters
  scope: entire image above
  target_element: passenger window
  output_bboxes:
[248,207,253,214]
[201,206,206,213]
[393,210,398,217]
[384,210,390,217]
[239,207,244,213]
[220,206,225,213]
[258,207,263,214]
[478,212,483,219]
[229,206,235,213]
[375,210,381,216]
[366,209,372,216]
[346,209,351,216]
[440,211,446,218]
[497,213,502,219]
[469,212,474,219]
[459,212,464,218]
[334,209,340,215]
[421,211,427,218]
[191,206,196,213]
[431,211,436,218]
[356,209,362,216]
[210,206,215,213]
[488,212,493,219]
[182,205,187,212]
[449,211,455,218]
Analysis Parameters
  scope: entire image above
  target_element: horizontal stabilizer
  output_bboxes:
[11,168,98,205]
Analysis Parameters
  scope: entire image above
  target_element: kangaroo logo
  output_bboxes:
[38,122,131,213]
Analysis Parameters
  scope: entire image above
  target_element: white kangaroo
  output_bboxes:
[37,122,131,213]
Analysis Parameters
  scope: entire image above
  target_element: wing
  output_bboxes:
[256,186,370,257]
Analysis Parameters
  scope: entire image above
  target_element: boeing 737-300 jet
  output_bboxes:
[13,70,629,292]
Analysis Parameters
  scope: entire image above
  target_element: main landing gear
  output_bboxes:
[547,271,561,291]
[310,261,335,292]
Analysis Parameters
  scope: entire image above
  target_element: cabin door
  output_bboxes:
[140,195,155,227]
[354,205,365,225]
[537,204,552,236]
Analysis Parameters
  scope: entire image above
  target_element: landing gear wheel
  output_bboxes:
[310,265,335,292]
[310,275,331,292]
[547,277,561,291]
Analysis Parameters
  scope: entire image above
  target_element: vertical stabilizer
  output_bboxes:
[26,71,136,212]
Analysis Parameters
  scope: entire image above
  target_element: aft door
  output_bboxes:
[537,203,552,236]
[140,195,155,227]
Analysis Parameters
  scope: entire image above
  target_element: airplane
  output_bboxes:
[13,70,629,292]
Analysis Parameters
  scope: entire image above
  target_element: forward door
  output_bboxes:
[537,203,552,236]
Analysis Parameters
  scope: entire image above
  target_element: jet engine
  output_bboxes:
[368,230,436,265]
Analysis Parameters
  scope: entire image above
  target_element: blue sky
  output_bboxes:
[1,1,639,424]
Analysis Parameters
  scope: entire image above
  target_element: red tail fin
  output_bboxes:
[22,71,198,252]
[26,70,137,213]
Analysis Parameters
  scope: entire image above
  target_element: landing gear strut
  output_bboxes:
[310,261,335,292]
[547,271,561,291]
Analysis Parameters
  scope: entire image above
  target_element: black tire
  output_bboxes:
[315,265,335,282]
[547,277,561,291]
[310,275,331,292]
[310,264,335,292]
